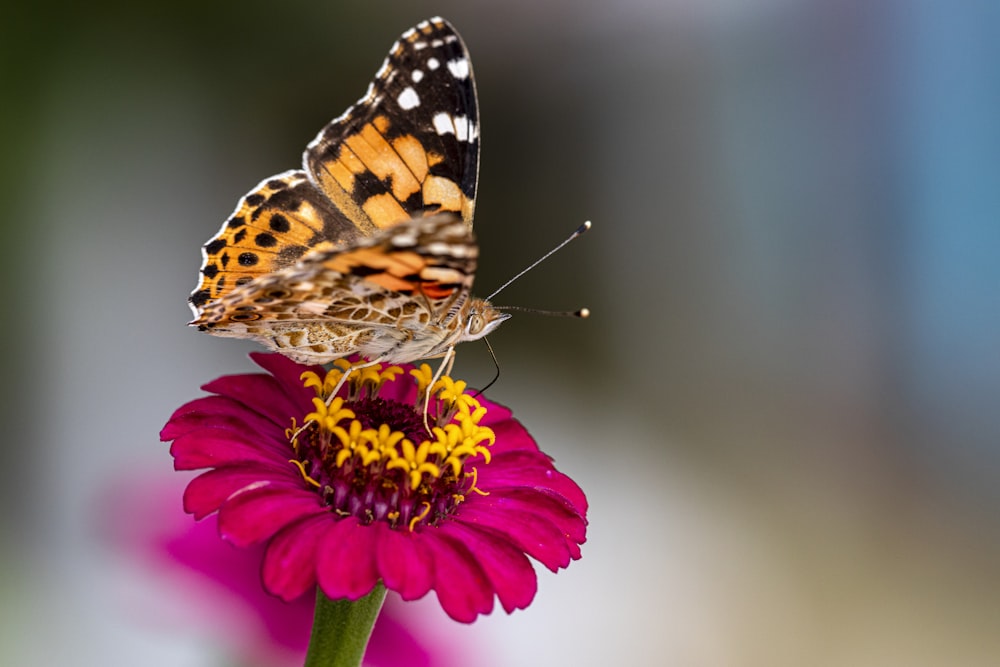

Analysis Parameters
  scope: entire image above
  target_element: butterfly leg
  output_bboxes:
[327,357,385,405]
[422,346,456,433]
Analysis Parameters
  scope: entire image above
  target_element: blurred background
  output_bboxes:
[2,1,999,665]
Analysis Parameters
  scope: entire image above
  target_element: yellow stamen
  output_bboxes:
[300,371,324,394]
[466,466,490,496]
[302,361,355,400]
[355,365,385,391]
[289,459,321,487]
[433,376,468,406]
[384,438,442,489]
[332,420,369,467]
[368,424,407,458]
[295,361,499,528]
[409,364,434,398]
[378,365,404,384]
[408,502,431,531]
[285,417,304,452]
[305,396,355,432]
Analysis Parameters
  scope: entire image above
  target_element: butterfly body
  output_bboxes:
[189,18,507,365]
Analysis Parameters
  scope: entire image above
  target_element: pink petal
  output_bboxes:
[497,488,588,545]
[251,353,322,408]
[262,514,333,600]
[183,465,300,519]
[481,450,589,514]
[202,372,304,427]
[437,521,537,613]
[170,431,289,470]
[160,406,208,441]
[217,485,326,547]
[454,494,585,570]
[316,518,380,600]
[484,418,538,454]
[477,398,513,423]
[420,530,494,623]
[375,526,434,600]
[163,396,285,441]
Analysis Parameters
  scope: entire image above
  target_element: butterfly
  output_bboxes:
[188,17,509,372]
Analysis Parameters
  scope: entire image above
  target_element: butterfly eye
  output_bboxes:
[230,312,262,322]
[467,313,485,335]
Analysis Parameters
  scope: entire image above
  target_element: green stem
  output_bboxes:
[303,584,387,667]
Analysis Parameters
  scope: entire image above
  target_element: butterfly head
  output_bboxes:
[461,298,510,343]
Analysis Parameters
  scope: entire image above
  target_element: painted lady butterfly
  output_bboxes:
[189,17,509,369]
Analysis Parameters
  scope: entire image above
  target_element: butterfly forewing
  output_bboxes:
[304,18,479,231]
[189,170,366,310]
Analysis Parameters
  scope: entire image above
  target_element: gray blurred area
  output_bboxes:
[2,1,998,665]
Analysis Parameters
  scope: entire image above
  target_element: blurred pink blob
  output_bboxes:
[103,473,466,667]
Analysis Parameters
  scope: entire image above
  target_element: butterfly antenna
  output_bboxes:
[486,221,592,301]
[473,337,502,398]
[495,306,590,318]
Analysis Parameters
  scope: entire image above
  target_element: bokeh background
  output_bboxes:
[2,1,999,665]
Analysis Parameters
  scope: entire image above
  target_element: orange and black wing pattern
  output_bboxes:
[190,17,480,324]
[304,17,479,231]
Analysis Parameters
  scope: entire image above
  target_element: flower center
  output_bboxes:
[288,361,494,531]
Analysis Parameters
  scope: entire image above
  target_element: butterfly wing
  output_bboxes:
[190,17,480,329]
[189,170,367,315]
[305,17,479,231]
[195,214,478,363]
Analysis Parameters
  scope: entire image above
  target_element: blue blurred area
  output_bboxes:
[892,0,1000,500]
[1,2,998,665]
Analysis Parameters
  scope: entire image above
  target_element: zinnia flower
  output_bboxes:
[161,353,587,623]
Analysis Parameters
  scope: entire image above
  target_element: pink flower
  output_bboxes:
[161,353,587,623]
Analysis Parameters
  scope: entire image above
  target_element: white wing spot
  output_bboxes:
[427,57,440,70]
[397,87,420,110]
[411,69,424,83]
[413,41,428,50]
[433,113,454,136]
[425,242,453,256]
[391,232,418,247]
[432,114,475,142]
[426,243,472,258]
[447,58,470,79]
[456,116,472,141]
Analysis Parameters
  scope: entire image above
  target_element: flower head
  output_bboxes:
[162,353,587,622]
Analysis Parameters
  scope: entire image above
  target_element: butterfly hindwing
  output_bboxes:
[194,214,477,361]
